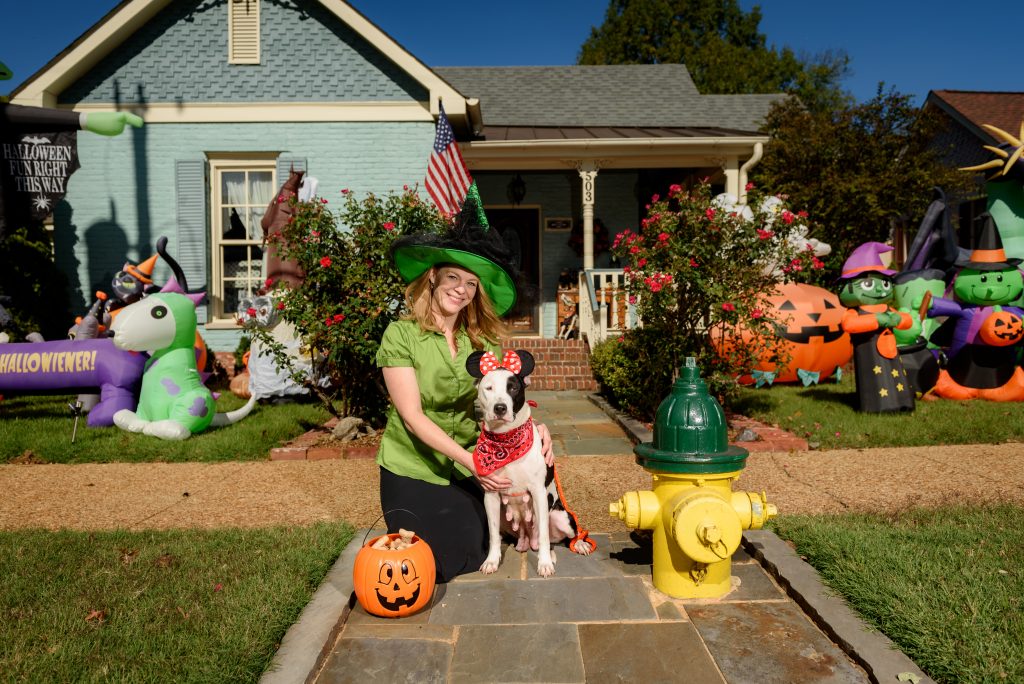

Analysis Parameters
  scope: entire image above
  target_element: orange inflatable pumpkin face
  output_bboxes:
[353,534,435,618]
[980,310,1024,347]
[754,283,852,383]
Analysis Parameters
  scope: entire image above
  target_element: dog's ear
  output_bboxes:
[466,350,487,378]
[514,349,535,378]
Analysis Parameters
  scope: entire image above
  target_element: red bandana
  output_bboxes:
[473,417,535,476]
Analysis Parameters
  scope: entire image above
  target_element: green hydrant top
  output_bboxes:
[634,357,749,474]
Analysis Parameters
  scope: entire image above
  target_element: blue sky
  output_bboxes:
[1,0,1020,104]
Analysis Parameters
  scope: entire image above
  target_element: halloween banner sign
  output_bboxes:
[0,130,80,237]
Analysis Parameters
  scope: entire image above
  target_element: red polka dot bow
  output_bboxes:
[479,350,522,375]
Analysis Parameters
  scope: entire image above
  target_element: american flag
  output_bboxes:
[424,103,472,214]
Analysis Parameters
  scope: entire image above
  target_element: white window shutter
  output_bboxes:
[229,0,260,64]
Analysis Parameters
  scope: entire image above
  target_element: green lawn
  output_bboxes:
[772,506,1024,684]
[731,372,1024,448]
[0,523,354,683]
[0,393,330,463]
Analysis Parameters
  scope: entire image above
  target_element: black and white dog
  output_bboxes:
[466,349,592,578]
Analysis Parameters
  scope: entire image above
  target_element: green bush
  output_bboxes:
[252,187,448,425]
[0,224,70,340]
[590,330,674,419]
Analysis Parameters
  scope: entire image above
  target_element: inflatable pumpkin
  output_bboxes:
[353,533,435,618]
[715,282,852,385]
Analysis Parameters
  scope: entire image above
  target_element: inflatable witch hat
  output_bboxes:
[957,213,1021,271]
[838,241,896,280]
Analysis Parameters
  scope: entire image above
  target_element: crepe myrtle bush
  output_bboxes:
[251,187,448,424]
[596,180,826,414]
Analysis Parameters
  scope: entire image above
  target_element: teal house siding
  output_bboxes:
[59,0,427,105]
[59,120,433,349]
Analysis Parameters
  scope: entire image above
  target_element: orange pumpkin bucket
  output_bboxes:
[353,532,436,618]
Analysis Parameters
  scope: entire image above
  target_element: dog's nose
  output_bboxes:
[493,403,507,417]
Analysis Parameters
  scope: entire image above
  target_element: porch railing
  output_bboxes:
[578,269,639,346]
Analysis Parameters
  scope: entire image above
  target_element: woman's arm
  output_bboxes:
[383,366,511,491]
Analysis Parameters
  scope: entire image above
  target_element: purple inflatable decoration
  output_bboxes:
[0,338,146,426]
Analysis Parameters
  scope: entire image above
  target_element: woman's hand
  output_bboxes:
[471,450,513,491]
[537,422,554,467]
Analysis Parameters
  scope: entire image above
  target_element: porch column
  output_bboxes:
[723,156,740,199]
[577,161,598,271]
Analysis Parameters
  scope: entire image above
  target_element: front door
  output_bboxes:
[487,207,540,335]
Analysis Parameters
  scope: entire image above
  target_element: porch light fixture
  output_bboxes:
[507,173,526,205]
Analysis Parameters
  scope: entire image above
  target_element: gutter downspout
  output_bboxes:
[738,142,763,205]
[466,98,483,137]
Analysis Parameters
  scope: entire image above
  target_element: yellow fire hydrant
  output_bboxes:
[609,358,777,598]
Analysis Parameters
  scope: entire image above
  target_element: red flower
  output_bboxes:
[657,232,670,242]
[751,308,763,319]
[637,258,647,268]
[757,228,773,240]
[320,198,328,204]
[781,210,795,225]
[333,314,345,323]
[689,258,698,268]
[668,184,682,197]
[812,257,825,270]
[340,188,349,194]
[247,307,256,317]
[325,316,333,326]
[798,210,808,218]
[745,182,755,191]
[276,302,285,310]
[383,222,395,231]
[264,278,274,288]
[722,302,735,312]
[630,245,640,254]
[320,256,332,268]
[623,266,631,273]
[651,193,660,203]
[705,208,716,220]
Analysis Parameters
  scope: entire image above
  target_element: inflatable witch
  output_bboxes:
[926,213,1024,401]
[837,242,915,412]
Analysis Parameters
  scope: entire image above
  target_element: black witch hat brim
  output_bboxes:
[955,212,1023,271]
[392,245,518,316]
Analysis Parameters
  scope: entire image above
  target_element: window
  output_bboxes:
[229,0,260,64]
[209,158,275,321]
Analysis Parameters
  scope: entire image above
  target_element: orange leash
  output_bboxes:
[552,463,596,554]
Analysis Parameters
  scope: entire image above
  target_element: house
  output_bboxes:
[10,0,783,355]
[924,90,1024,250]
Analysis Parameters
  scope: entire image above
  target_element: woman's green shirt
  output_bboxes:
[375,319,499,485]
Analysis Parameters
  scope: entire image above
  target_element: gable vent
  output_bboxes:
[229,0,260,64]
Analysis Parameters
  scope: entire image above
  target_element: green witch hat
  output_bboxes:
[391,183,518,315]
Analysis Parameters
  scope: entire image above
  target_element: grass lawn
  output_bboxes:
[0,522,354,682]
[731,372,1024,448]
[0,393,331,463]
[772,505,1024,684]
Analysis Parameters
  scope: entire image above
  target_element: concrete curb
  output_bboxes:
[587,392,652,445]
[743,530,934,684]
[259,535,363,684]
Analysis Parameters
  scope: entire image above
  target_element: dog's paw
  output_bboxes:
[537,559,556,577]
[479,557,501,574]
[572,540,594,556]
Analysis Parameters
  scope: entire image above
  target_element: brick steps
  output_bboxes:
[507,337,598,391]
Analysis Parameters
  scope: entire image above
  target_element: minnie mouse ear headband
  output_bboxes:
[391,196,519,316]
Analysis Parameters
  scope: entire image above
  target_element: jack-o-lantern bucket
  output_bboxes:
[979,310,1024,347]
[353,533,436,618]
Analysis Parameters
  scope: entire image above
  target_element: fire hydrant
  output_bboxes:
[609,357,777,598]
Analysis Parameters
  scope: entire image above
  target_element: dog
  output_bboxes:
[466,349,593,578]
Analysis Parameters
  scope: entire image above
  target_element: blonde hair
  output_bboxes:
[402,265,507,350]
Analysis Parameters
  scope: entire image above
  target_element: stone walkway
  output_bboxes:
[261,391,934,684]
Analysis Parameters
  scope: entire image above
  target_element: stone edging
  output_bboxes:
[269,416,379,461]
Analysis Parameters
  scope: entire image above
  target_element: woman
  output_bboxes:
[376,206,552,582]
